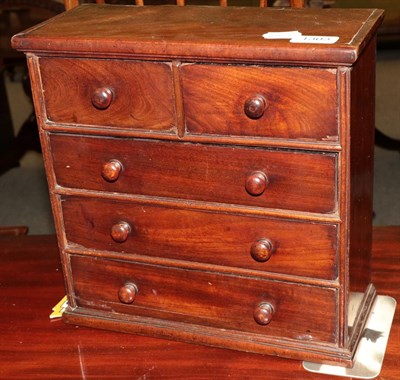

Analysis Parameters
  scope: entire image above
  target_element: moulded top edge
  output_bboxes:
[11,4,384,65]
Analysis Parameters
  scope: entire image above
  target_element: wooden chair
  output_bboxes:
[64,0,305,12]
[0,0,64,176]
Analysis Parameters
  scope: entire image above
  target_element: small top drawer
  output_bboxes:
[181,64,338,142]
[39,58,176,131]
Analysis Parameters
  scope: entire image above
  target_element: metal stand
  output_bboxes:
[303,295,396,378]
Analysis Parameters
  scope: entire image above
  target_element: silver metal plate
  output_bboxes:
[303,295,396,379]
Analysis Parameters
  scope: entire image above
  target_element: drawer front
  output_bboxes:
[39,58,175,131]
[62,196,338,280]
[70,255,338,343]
[181,64,338,141]
[50,134,337,214]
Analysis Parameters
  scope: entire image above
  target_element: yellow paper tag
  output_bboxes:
[49,295,68,319]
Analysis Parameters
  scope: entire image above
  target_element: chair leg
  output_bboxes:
[0,112,41,176]
[375,127,400,151]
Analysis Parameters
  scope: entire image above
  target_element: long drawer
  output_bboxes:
[50,134,337,214]
[62,196,338,280]
[39,58,176,131]
[70,254,338,343]
[181,64,338,142]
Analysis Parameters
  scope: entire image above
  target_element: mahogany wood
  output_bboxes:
[0,227,398,379]
[39,58,175,130]
[49,134,337,214]
[11,6,383,65]
[91,86,113,110]
[101,159,123,182]
[0,225,28,236]
[250,238,274,262]
[347,39,377,293]
[70,254,338,342]
[110,221,131,243]
[253,302,275,325]
[243,94,268,120]
[118,282,138,304]
[245,171,268,196]
[60,195,338,281]
[181,64,338,141]
[11,4,384,367]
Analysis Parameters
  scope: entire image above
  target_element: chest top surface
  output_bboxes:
[12,4,383,66]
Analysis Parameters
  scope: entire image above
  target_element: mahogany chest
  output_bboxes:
[12,4,384,366]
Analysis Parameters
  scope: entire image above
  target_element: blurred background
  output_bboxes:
[0,0,399,234]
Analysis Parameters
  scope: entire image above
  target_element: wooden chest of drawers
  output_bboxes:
[12,4,384,366]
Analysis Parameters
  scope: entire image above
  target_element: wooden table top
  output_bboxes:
[0,227,398,379]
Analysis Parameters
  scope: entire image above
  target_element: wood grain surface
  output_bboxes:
[0,227,398,379]
[69,254,338,342]
[49,134,337,214]
[10,3,385,370]
[181,64,338,141]
[40,58,176,130]
[61,195,338,281]
[11,5,384,65]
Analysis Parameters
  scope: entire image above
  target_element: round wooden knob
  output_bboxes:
[92,87,113,110]
[111,221,131,243]
[254,302,274,325]
[251,239,274,262]
[118,283,138,304]
[244,95,267,119]
[101,160,123,182]
[245,171,268,196]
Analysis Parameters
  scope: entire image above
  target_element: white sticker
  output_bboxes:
[290,35,339,44]
[263,31,302,40]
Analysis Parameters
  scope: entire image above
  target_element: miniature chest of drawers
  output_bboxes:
[12,4,384,366]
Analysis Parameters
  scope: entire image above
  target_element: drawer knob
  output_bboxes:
[92,87,113,110]
[251,239,274,262]
[118,283,138,304]
[111,221,131,243]
[245,171,268,196]
[254,302,274,325]
[244,95,267,119]
[102,159,123,182]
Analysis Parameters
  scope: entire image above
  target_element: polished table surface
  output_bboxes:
[0,227,399,379]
